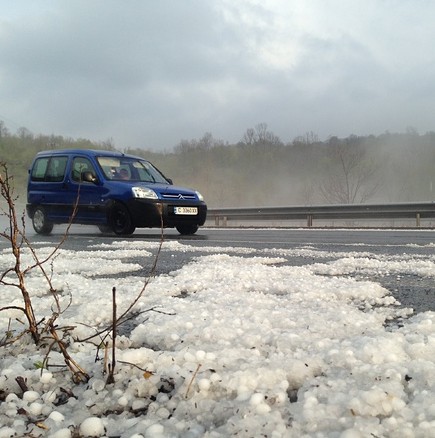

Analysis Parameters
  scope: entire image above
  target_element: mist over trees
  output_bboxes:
[1,120,435,208]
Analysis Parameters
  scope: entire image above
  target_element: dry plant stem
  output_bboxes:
[1,162,81,342]
[117,360,154,374]
[21,185,81,314]
[49,323,90,383]
[0,165,39,343]
[106,287,117,385]
[15,376,28,394]
[77,211,165,345]
[1,164,89,386]
[104,342,109,374]
[116,209,165,324]
[75,305,168,343]
[185,363,202,399]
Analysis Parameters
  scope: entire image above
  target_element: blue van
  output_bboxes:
[26,149,207,235]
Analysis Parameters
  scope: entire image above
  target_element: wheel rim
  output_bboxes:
[114,209,126,230]
[33,209,44,231]
[111,204,134,235]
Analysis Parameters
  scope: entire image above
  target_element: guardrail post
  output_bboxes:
[214,216,228,227]
[307,214,313,227]
[416,213,421,227]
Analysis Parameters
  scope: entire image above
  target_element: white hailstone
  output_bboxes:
[5,394,18,403]
[48,411,65,423]
[145,424,165,437]
[43,390,57,404]
[0,427,16,438]
[250,393,265,405]
[195,350,206,361]
[255,403,271,414]
[118,396,129,407]
[156,393,169,403]
[91,379,105,392]
[5,407,17,417]
[47,428,72,438]
[210,373,221,383]
[39,372,53,384]
[156,407,171,419]
[28,402,43,416]
[79,417,105,437]
[23,391,40,402]
[183,351,196,362]
[340,429,364,438]
[198,378,211,391]
[236,386,252,401]
[132,399,147,411]
[112,389,123,397]
[248,393,272,414]
[12,419,25,430]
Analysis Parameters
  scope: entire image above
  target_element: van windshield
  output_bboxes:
[97,156,169,183]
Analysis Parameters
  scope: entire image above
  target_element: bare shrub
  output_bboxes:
[0,162,89,381]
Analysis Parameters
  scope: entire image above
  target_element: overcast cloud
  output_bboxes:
[1,0,434,150]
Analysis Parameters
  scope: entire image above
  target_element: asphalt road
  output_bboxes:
[1,223,435,314]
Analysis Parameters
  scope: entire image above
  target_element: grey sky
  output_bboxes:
[1,0,434,150]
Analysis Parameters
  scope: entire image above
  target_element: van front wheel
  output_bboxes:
[32,207,54,235]
[109,203,135,236]
[98,225,113,234]
[176,224,199,235]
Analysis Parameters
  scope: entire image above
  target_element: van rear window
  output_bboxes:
[31,156,68,182]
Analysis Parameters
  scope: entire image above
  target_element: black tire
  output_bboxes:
[109,203,135,236]
[97,224,113,234]
[176,224,199,235]
[32,206,54,235]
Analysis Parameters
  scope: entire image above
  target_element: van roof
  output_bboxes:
[34,149,142,159]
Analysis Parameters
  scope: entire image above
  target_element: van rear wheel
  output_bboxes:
[32,207,54,235]
[109,203,135,235]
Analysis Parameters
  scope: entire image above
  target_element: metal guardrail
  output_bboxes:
[207,202,435,227]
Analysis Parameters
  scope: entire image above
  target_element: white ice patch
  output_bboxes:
[0,239,434,437]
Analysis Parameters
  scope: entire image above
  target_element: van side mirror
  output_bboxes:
[81,171,98,184]
[166,178,173,185]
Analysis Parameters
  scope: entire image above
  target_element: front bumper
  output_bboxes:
[126,199,207,228]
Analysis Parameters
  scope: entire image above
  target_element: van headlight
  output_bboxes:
[132,187,158,199]
[195,191,204,201]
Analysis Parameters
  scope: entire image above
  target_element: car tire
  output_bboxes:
[109,202,135,236]
[97,225,113,234]
[32,206,54,235]
[176,224,199,235]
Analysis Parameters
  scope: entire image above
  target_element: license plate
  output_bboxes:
[174,206,198,215]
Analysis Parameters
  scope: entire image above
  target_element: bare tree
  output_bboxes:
[241,123,281,145]
[242,128,256,145]
[320,138,379,204]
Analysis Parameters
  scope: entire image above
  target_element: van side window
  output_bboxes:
[31,157,68,182]
[72,157,96,182]
[46,157,68,182]
[31,158,49,181]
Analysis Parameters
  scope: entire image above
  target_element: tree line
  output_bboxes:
[1,120,435,207]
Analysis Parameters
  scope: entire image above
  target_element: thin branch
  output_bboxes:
[106,287,117,384]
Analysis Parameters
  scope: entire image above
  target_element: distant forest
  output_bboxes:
[1,121,435,208]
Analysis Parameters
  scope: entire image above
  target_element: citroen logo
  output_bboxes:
[178,194,185,200]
